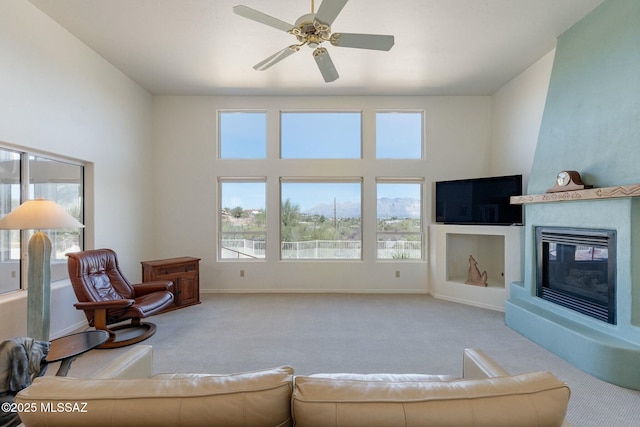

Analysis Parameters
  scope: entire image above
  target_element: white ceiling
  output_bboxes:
[28,0,604,96]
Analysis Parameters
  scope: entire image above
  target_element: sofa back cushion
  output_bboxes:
[292,371,570,427]
[16,365,293,427]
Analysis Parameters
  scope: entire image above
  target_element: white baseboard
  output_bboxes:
[51,320,89,339]
[430,292,505,312]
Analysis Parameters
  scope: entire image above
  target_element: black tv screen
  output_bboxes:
[435,175,523,225]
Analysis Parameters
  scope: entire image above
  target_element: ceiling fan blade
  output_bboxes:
[330,33,395,51]
[313,47,339,83]
[314,0,348,26]
[233,5,295,32]
[253,46,299,71]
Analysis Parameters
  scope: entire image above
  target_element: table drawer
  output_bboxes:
[156,263,196,276]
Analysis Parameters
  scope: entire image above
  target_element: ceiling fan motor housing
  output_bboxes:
[293,13,330,48]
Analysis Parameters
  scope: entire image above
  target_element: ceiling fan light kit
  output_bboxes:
[233,0,395,83]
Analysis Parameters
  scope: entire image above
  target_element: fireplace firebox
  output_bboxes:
[536,227,616,324]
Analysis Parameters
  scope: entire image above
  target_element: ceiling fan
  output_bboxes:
[233,0,395,83]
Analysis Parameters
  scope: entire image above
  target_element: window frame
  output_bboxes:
[0,146,85,295]
[218,110,267,159]
[280,110,363,159]
[280,177,363,261]
[215,107,428,266]
[375,178,425,261]
[28,154,85,281]
[218,177,267,261]
[0,148,21,265]
[375,110,425,160]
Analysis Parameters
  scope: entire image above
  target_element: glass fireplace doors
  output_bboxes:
[536,227,616,324]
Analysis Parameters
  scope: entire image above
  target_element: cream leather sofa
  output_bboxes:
[15,346,571,427]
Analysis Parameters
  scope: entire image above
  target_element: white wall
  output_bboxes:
[0,0,556,339]
[490,49,555,188]
[0,1,154,340]
[484,49,555,296]
[152,95,491,293]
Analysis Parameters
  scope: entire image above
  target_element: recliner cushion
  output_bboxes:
[87,272,121,301]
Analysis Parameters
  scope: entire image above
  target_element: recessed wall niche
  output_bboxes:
[429,224,523,311]
[446,233,505,288]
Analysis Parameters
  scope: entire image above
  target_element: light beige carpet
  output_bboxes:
[60,293,640,427]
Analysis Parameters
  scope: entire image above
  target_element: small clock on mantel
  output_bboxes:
[546,170,593,193]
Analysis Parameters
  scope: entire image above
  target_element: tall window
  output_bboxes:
[217,108,426,266]
[29,156,84,281]
[219,111,266,159]
[280,180,362,260]
[0,149,21,294]
[376,180,423,259]
[281,112,361,159]
[0,149,84,294]
[376,111,423,159]
[219,179,266,259]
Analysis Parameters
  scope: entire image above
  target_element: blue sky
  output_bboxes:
[221,182,266,210]
[219,112,266,158]
[376,112,423,158]
[282,182,361,211]
[281,112,361,158]
[219,111,422,160]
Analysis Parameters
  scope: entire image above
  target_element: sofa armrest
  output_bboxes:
[462,348,511,379]
[91,345,153,379]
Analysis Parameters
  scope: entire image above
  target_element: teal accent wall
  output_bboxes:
[506,0,640,389]
[528,0,640,195]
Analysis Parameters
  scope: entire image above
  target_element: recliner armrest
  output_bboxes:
[74,299,134,310]
[133,281,173,296]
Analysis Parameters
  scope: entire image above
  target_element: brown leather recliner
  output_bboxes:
[67,249,174,348]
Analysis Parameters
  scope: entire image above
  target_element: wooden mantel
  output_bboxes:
[511,184,640,205]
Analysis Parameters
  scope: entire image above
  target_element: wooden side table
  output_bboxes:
[141,257,200,312]
[46,330,110,376]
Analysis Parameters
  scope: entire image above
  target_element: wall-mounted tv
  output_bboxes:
[435,174,523,225]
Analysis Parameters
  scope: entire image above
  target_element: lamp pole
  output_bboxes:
[27,231,52,341]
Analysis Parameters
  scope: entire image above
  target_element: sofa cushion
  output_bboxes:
[308,373,459,382]
[15,365,294,427]
[292,371,570,427]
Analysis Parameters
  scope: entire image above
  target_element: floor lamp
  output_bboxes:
[0,198,84,341]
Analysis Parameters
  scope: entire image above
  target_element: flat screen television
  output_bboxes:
[435,174,523,225]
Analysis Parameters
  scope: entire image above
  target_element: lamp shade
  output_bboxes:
[0,198,84,230]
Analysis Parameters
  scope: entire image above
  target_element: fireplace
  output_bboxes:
[536,227,616,324]
[506,195,640,390]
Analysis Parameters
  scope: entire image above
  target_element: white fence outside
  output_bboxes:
[221,239,422,259]
[376,240,422,259]
[221,239,266,259]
